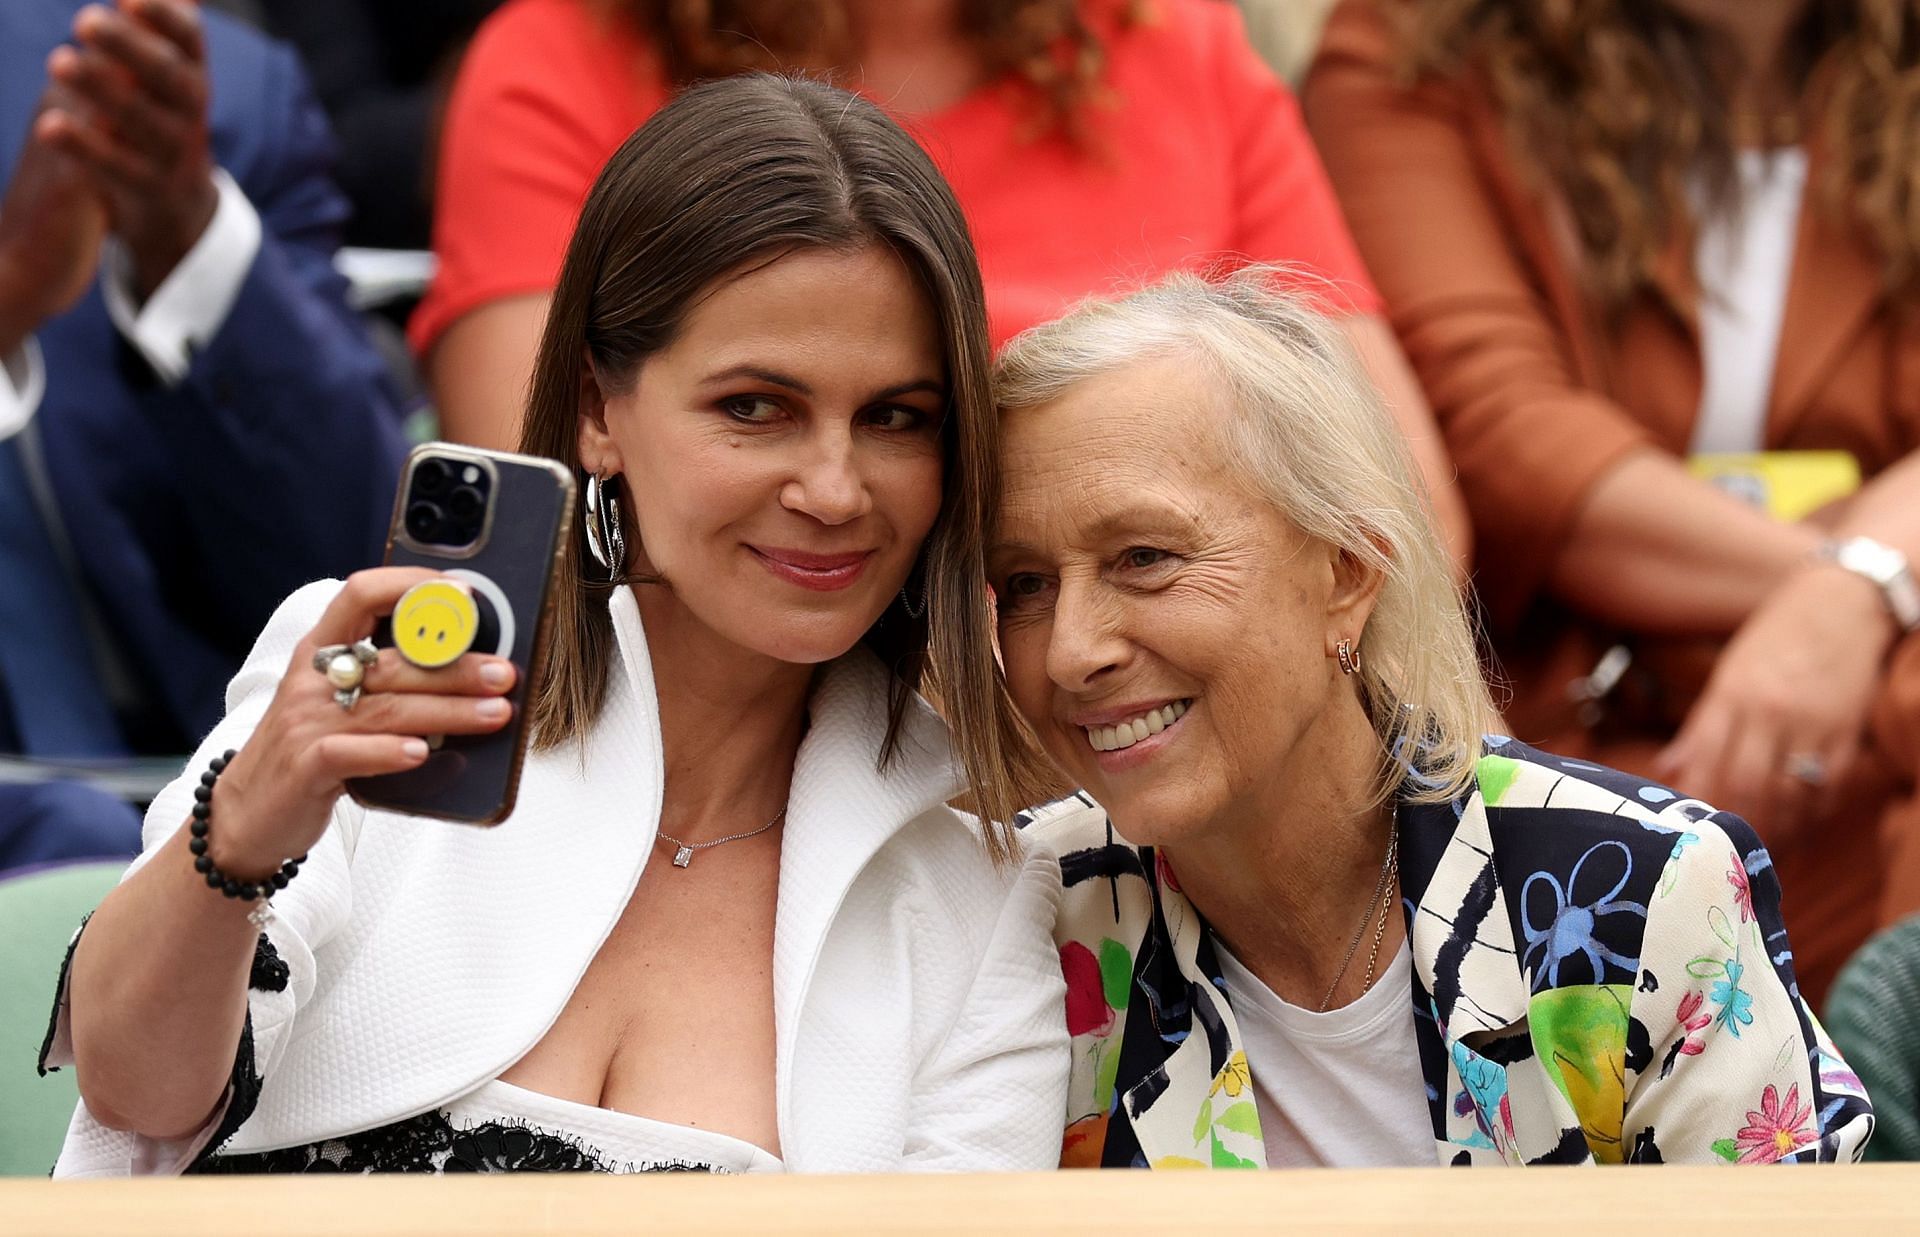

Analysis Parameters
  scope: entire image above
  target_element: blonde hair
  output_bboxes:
[989,267,1498,804]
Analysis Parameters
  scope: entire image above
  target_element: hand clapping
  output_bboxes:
[0,83,107,356]
[40,0,218,302]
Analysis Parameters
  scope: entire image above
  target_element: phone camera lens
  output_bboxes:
[413,459,452,496]
[448,485,484,520]
[405,501,444,540]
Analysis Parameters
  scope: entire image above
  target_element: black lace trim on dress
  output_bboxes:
[185,1012,263,1171]
[37,915,272,1171]
[249,933,289,993]
[190,1108,729,1175]
[182,931,288,1169]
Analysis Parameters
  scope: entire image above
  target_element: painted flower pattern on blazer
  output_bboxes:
[1028,737,1875,1168]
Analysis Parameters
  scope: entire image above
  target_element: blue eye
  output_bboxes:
[998,573,1051,609]
[721,395,784,424]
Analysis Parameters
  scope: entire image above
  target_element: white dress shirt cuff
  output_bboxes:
[100,166,263,385]
[0,335,45,442]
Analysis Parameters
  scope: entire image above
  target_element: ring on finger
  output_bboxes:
[312,639,379,712]
[1784,752,1828,787]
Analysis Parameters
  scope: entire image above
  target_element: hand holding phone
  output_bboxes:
[345,444,575,824]
[205,568,521,875]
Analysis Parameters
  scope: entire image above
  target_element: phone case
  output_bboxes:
[345,444,576,824]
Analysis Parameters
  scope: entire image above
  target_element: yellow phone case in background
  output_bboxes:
[1688,450,1862,522]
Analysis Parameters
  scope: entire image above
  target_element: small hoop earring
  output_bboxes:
[1336,638,1361,676]
[584,471,627,581]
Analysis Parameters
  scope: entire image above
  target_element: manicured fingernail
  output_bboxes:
[478,698,511,721]
[402,738,429,760]
[479,662,513,690]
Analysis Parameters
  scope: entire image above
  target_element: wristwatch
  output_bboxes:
[1819,537,1920,634]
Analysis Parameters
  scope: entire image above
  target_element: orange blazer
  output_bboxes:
[1306,2,1920,990]
[1303,0,1920,694]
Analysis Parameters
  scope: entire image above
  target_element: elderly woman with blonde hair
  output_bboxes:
[986,270,1873,1168]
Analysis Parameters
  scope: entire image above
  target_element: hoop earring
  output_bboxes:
[584,471,627,581]
[899,569,928,620]
[1336,639,1360,676]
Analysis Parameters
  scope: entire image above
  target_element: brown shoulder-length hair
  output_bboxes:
[1392,0,1920,308]
[588,0,1147,142]
[518,73,1032,856]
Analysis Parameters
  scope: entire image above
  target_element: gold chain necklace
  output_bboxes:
[1317,827,1400,1013]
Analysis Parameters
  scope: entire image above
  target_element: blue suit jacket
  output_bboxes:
[0,2,406,752]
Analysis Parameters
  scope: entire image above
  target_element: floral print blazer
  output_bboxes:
[1029,737,1874,1168]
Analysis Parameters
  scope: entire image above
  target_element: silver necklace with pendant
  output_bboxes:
[656,809,787,869]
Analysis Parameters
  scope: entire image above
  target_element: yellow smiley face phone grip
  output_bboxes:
[392,579,481,669]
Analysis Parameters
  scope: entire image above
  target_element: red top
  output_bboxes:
[411,0,1380,355]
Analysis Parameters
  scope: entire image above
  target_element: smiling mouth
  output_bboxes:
[748,546,875,592]
[1082,700,1191,753]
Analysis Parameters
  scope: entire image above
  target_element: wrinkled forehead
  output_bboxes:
[993,359,1250,541]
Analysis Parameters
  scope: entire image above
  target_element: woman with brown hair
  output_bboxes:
[408,0,1472,569]
[40,74,1067,1176]
[1304,0,1920,1003]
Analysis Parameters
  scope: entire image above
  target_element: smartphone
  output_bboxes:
[345,443,575,824]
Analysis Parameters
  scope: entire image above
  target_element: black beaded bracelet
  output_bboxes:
[187,749,307,904]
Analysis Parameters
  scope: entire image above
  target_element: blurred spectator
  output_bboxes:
[0,783,145,869]
[410,0,1471,569]
[1305,0,1920,1002]
[0,0,407,863]
[258,0,505,250]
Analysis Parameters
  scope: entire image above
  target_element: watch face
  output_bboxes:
[1838,538,1920,632]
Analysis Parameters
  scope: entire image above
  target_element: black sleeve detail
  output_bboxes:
[184,930,288,1166]
[183,1011,265,1171]
[36,913,90,1077]
[40,916,274,1165]
[249,933,290,993]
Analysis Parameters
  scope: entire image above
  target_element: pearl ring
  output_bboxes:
[312,639,380,711]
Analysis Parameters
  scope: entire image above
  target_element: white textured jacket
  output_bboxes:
[46,582,1068,1175]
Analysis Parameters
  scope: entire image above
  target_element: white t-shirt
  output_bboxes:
[1214,940,1434,1168]
[1690,148,1808,455]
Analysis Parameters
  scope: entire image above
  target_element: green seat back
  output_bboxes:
[0,862,122,1176]
[1824,914,1920,1162]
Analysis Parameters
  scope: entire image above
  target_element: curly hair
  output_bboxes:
[588,0,1148,143]
[1392,0,1920,308]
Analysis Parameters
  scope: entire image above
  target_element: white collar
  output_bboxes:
[602,586,963,1115]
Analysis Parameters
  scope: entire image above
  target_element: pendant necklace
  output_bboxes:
[656,809,787,869]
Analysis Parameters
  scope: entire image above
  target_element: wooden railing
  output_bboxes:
[2,1165,1914,1235]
